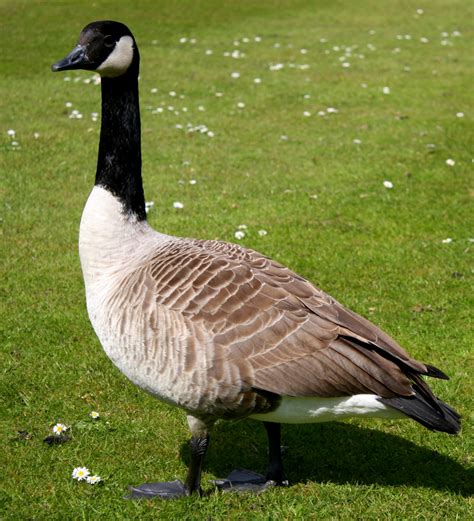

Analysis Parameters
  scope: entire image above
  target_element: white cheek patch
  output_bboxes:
[97,35,134,77]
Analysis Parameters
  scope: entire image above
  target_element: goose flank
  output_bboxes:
[52,20,461,499]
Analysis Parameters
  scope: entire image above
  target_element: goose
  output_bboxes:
[52,21,461,499]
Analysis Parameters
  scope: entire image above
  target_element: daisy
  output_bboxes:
[52,423,68,436]
[234,231,245,240]
[7,129,15,137]
[86,475,102,485]
[446,159,455,166]
[173,201,184,209]
[89,411,100,419]
[72,467,90,481]
[383,180,394,189]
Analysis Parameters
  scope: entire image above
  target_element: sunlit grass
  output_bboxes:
[1,0,472,518]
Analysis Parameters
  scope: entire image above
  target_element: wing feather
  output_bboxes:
[127,237,430,402]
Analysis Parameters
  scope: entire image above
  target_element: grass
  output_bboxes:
[1,0,473,518]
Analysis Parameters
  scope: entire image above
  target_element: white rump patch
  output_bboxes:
[97,35,134,77]
[250,394,406,424]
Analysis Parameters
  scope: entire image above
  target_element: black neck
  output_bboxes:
[96,71,146,220]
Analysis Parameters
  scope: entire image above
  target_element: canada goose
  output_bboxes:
[52,21,460,499]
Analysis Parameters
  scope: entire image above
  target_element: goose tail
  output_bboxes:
[379,382,461,434]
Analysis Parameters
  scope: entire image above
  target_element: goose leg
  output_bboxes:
[213,421,288,492]
[264,422,288,485]
[125,435,210,499]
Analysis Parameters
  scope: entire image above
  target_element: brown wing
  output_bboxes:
[139,237,430,399]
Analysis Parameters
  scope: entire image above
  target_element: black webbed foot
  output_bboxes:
[125,480,189,499]
[212,468,287,493]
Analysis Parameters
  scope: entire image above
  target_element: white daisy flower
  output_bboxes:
[253,78,262,84]
[72,467,90,481]
[52,423,68,436]
[353,139,362,145]
[89,411,100,419]
[173,201,184,209]
[207,131,215,138]
[382,86,391,95]
[237,102,245,109]
[269,63,284,71]
[205,49,213,55]
[303,111,311,117]
[65,102,73,108]
[231,72,240,79]
[86,475,102,485]
[234,231,245,240]
[383,180,394,189]
[441,238,453,244]
[258,229,268,237]
[7,129,15,137]
[189,179,197,185]
[237,224,248,230]
[456,112,464,118]
[446,159,455,166]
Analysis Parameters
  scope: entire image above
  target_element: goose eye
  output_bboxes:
[103,35,115,48]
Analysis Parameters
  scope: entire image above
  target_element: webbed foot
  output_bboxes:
[212,468,288,493]
[125,479,189,499]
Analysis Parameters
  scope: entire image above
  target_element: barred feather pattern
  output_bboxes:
[80,186,436,422]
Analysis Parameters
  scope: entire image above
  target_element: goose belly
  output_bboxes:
[250,394,406,424]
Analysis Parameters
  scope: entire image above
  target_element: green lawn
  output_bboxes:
[1,0,473,518]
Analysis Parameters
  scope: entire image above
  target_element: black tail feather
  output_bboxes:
[379,388,461,434]
[424,364,450,380]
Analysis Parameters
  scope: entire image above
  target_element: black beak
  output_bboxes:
[51,44,91,72]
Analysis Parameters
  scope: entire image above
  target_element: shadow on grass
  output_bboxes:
[180,420,473,497]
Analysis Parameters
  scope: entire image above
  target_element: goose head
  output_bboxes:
[51,20,139,78]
